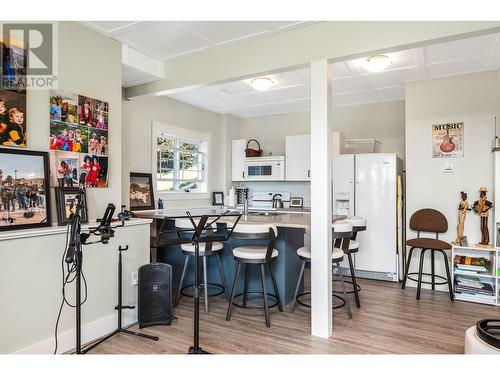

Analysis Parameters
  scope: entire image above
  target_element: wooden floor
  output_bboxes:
[88,274,500,354]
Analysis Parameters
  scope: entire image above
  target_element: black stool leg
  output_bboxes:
[416,249,426,300]
[242,264,249,307]
[215,254,229,301]
[267,261,283,312]
[226,262,241,321]
[347,253,360,308]
[431,250,435,290]
[202,256,209,314]
[335,261,352,319]
[402,247,415,289]
[441,250,455,301]
[259,264,271,327]
[175,256,189,306]
[290,260,306,313]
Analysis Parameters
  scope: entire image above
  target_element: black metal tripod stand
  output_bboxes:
[81,245,159,353]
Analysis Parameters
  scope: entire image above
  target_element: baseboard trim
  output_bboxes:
[13,307,137,354]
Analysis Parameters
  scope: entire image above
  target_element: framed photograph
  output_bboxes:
[212,191,224,206]
[129,172,155,211]
[0,148,51,231]
[432,122,464,158]
[55,187,88,226]
[289,197,304,208]
[0,89,27,148]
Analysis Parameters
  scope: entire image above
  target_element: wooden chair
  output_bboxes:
[402,208,454,301]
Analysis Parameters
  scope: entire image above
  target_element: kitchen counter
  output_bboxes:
[132,208,342,229]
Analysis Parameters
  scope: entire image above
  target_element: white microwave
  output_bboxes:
[244,156,285,181]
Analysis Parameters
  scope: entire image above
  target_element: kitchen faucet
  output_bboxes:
[243,196,252,215]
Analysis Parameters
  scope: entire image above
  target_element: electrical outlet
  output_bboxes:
[131,271,138,286]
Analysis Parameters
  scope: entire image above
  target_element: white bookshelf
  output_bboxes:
[451,245,499,306]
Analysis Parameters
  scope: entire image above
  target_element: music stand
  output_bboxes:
[156,210,242,354]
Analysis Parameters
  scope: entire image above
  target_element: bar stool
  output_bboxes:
[174,218,229,314]
[289,221,353,319]
[402,209,454,301]
[226,223,283,328]
[337,216,367,309]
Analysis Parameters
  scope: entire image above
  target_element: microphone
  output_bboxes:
[66,215,78,263]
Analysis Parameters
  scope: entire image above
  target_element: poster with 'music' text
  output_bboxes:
[432,122,464,158]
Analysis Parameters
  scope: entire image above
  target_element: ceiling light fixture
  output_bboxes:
[364,55,392,72]
[250,77,273,91]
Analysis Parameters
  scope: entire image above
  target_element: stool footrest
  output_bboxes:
[296,291,347,309]
[180,282,225,298]
[232,291,279,309]
[406,272,449,285]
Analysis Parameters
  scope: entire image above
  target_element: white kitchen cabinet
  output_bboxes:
[286,134,311,181]
[232,139,247,181]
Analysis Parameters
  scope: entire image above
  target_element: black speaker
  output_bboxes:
[138,263,172,328]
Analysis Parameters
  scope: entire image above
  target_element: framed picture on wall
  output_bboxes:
[212,191,224,206]
[0,148,51,231]
[55,187,88,226]
[432,122,464,158]
[129,172,155,211]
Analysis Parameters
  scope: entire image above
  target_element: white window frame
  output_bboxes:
[152,121,210,199]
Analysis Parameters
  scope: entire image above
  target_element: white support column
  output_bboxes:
[310,60,333,338]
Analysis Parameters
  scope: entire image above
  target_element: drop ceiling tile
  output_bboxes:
[426,56,489,78]
[424,33,498,63]
[374,85,405,101]
[286,98,310,111]
[295,67,310,82]
[118,22,211,60]
[351,49,417,74]
[228,102,295,118]
[266,70,309,88]
[218,81,254,95]
[272,84,310,101]
[183,21,273,45]
[85,21,139,33]
[363,67,421,89]
[334,91,378,107]
[271,21,307,29]
[333,76,371,94]
[332,62,355,79]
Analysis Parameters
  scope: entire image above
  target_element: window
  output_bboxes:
[156,134,207,193]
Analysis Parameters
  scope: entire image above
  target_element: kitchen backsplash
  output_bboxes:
[236,181,311,207]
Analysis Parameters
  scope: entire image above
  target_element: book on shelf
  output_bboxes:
[453,255,491,274]
[454,274,495,296]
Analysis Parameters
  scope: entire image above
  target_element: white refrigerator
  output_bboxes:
[333,153,404,282]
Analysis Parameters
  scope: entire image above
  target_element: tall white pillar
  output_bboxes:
[310,60,333,338]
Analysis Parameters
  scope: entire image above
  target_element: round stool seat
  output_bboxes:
[296,246,344,261]
[349,240,359,250]
[465,326,500,354]
[332,220,353,232]
[346,216,367,228]
[232,245,278,260]
[181,241,224,255]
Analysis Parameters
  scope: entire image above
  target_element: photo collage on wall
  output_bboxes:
[49,92,109,188]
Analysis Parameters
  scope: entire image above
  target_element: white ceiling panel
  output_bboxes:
[334,91,379,107]
[182,21,273,45]
[333,76,371,94]
[272,21,307,29]
[272,84,310,101]
[374,86,405,102]
[84,21,139,33]
[114,22,212,59]
[151,28,500,118]
[122,65,160,88]
[427,56,489,78]
[425,33,498,63]
[332,62,354,79]
[364,67,421,89]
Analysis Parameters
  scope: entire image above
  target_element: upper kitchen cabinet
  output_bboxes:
[286,134,311,181]
[232,139,247,181]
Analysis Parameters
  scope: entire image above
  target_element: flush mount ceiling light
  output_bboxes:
[250,77,274,91]
[364,55,392,72]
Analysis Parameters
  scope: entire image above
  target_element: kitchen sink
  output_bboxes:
[249,211,284,216]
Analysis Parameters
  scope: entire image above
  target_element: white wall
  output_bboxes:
[405,71,500,289]
[0,22,146,354]
[233,100,405,205]
[122,96,231,209]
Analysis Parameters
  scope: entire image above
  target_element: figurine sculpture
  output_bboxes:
[472,187,494,247]
[452,191,471,245]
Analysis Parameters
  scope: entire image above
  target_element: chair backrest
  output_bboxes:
[228,222,277,262]
[332,220,353,251]
[409,209,448,236]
